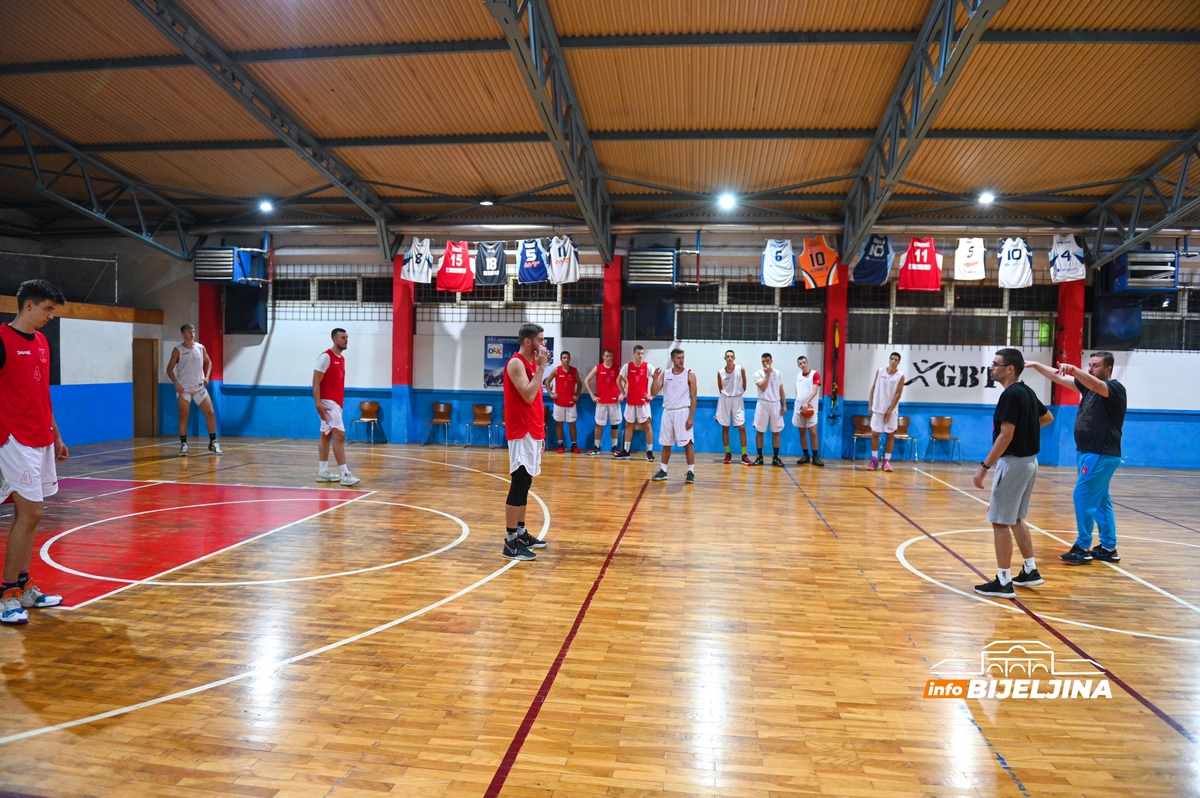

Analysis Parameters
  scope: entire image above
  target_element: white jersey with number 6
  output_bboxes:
[998,237,1034,289]
[761,239,796,287]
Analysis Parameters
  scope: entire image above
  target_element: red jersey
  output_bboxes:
[623,361,650,406]
[504,353,545,441]
[0,323,55,447]
[898,237,942,291]
[552,365,578,407]
[436,241,474,293]
[595,363,620,403]
[318,348,345,407]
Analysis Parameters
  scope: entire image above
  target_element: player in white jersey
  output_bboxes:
[997,237,1034,289]
[650,348,697,484]
[752,352,786,467]
[716,349,751,466]
[548,235,580,284]
[400,238,434,283]
[761,239,795,287]
[792,355,823,466]
[954,238,986,281]
[1049,233,1087,283]
[868,352,905,472]
[166,323,221,456]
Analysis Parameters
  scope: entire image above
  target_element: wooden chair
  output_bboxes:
[924,416,962,462]
[424,402,453,445]
[851,414,873,460]
[891,415,917,461]
[348,400,385,443]
[466,404,500,447]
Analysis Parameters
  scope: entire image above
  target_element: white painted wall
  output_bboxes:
[224,319,393,388]
[844,345,1054,405]
[626,341,825,399]
[59,318,133,385]
[1108,350,1200,410]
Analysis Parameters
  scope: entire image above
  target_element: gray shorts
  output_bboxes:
[987,455,1038,526]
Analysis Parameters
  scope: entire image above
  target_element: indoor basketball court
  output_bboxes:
[1,0,1200,796]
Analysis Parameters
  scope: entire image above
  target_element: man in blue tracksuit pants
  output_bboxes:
[1029,351,1127,564]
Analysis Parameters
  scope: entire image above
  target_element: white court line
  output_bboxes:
[895,530,1200,645]
[62,441,177,460]
[68,481,163,503]
[46,500,469,587]
[0,458,550,744]
[914,467,1200,617]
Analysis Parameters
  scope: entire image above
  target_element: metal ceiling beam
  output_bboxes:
[125,0,397,259]
[484,0,614,262]
[0,102,203,261]
[4,29,1198,76]
[1085,127,1200,270]
[840,0,1010,260]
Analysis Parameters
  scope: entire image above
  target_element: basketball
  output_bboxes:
[801,406,815,418]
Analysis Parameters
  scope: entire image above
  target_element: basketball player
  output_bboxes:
[752,353,785,466]
[650,348,697,483]
[166,323,221,456]
[0,280,67,624]
[973,349,1053,599]
[1028,352,1127,564]
[867,352,905,471]
[545,350,581,453]
[793,355,823,466]
[502,322,550,561]
[615,345,655,461]
[313,328,360,486]
[716,350,751,465]
[583,348,621,455]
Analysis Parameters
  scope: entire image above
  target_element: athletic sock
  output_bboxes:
[802,449,810,456]
[517,521,526,533]
[741,444,747,455]
[505,527,518,543]
[180,435,187,444]
[2,580,19,592]
[687,464,694,474]
[757,447,763,456]
[660,462,668,473]
[319,460,328,474]
[16,572,29,590]
[724,444,730,454]
[339,463,350,476]
[1023,557,1037,573]
[998,568,1012,585]
[812,447,819,457]
[209,433,217,443]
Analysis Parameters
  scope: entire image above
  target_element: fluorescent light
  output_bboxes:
[979,192,995,205]
[718,193,736,210]
[259,200,274,212]
[479,199,494,206]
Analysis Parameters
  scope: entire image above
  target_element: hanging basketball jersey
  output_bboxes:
[1049,233,1087,283]
[997,237,1034,289]
[954,238,986,281]
[897,237,942,291]
[760,239,795,287]
[853,234,893,285]
[516,239,550,284]
[475,241,507,286]
[548,235,580,284]
[797,235,840,289]
[436,240,474,292]
[398,237,434,283]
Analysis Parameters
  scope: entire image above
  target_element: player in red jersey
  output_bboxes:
[0,280,68,624]
[503,323,550,561]
[615,345,657,461]
[545,350,582,453]
[312,328,360,486]
[583,348,621,455]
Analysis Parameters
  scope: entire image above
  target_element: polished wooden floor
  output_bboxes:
[0,437,1197,797]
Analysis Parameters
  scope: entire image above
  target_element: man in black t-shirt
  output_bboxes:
[1029,351,1127,565]
[974,348,1054,599]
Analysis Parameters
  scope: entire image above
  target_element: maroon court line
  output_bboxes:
[484,478,652,797]
[866,486,1199,745]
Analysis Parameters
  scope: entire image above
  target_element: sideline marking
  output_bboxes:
[484,479,651,798]
[871,486,1198,744]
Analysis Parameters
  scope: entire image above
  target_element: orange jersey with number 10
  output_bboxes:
[797,235,840,289]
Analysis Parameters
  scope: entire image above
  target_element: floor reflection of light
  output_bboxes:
[691,641,727,783]
[248,628,285,709]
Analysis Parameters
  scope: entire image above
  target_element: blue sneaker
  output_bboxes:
[1061,545,1093,565]
[1,589,28,625]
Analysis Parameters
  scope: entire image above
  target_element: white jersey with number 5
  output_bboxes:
[761,239,796,287]
[954,238,986,281]
[998,237,1033,289]
[1049,234,1086,283]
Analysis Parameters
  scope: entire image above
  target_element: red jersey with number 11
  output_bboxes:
[898,237,942,291]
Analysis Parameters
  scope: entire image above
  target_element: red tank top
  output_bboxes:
[436,240,474,293]
[552,366,578,407]
[596,363,620,403]
[319,348,345,406]
[0,323,55,447]
[624,361,649,406]
[504,353,545,440]
[898,237,942,291]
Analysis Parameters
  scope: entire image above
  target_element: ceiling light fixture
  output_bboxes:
[718,193,736,211]
[259,200,274,212]
[479,199,494,206]
[979,192,995,205]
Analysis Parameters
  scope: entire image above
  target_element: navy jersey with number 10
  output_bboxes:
[853,234,893,285]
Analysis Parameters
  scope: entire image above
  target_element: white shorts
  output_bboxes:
[792,404,818,429]
[870,411,898,434]
[594,403,621,426]
[753,401,784,433]
[715,395,745,427]
[659,407,695,448]
[552,404,578,423]
[624,403,651,425]
[177,385,209,405]
[508,433,543,477]
[319,399,345,435]
[0,435,59,503]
